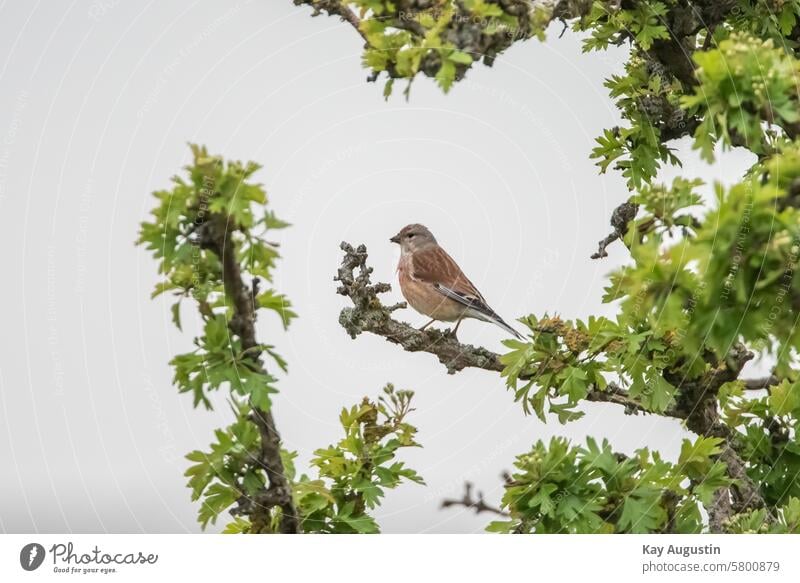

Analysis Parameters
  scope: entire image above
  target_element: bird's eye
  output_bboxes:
[407,233,415,239]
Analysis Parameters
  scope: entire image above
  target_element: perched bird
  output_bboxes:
[390,224,523,339]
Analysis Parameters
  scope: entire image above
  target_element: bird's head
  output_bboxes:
[390,223,437,253]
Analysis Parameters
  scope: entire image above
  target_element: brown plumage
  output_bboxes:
[390,223,522,339]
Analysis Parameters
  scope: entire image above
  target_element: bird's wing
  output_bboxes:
[410,245,486,301]
[411,245,496,319]
[411,245,523,339]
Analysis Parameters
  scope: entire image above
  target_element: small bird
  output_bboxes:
[390,224,523,339]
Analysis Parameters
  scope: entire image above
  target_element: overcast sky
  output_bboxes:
[0,0,759,533]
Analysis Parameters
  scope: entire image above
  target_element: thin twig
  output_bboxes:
[441,482,508,517]
[294,0,368,42]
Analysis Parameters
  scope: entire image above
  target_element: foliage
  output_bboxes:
[721,379,800,508]
[683,33,800,161]
[599,146,800,373]
[501,313,680,422]
[496,142,800,531]
[137,144,295,337]
[184,407,263,529]
[139,146,421,532]
[295,1,800,187]
[487,435,729,533]
[296,0,800,534]
[186,384,424,533]
[294,384,424,533]
[726,497,800,533]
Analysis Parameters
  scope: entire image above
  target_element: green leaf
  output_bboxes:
[262,210,290,230]
[170,301,182,331]
[692,460,732,505]
[549,402,585,424]
[560,367,589,401]
[204,315,230,351]
[768,380,800,417]
[244,371,277,411]
[678,436,724,481]
[352,476,384,509]
[485,520,516,533]
[222,517,251,534]
[618,487,666,533]
[198,483,239,529]
[449,50,473,65]
[435,60,456,92]
[338,512,379,534]
[257,290,298,329]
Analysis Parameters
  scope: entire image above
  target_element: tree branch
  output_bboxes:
[199,215,299,533]
[591,200,639,259]
[743,376,780,391]
[335,240,680,420]
[293,0,368,42]
[335,241,771,530]
[335,242,505,375]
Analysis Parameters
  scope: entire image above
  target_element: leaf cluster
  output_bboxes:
[683,33,800,161]
[292,384,425,533]
[185,385,424,533]
[488,435,730,533]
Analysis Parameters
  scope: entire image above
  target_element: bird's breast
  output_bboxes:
[397,256,464,322]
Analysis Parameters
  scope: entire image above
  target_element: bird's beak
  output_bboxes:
[389,234,400,244]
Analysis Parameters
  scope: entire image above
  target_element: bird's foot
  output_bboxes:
[446,327,459,341]
[418,318,436,332]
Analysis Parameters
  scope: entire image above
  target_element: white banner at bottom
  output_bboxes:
[0,534,796,582]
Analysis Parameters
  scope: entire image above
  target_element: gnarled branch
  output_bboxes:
[336,240,678,419]
[591,200,639,259]
[335,241,504,375]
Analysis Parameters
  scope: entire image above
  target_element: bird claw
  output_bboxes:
[418,319,436,332]
[416,322,458,340]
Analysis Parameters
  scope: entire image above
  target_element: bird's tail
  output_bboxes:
[462,304,524,340]
[437,284,524,340]
[467,308,522,340]
[491,316,524,340]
